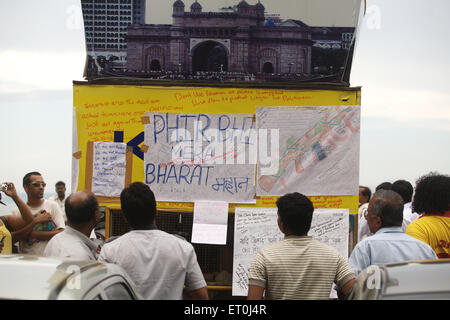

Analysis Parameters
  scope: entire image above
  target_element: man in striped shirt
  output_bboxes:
[247,192,355,300]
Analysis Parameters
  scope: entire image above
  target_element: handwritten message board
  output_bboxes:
[232,207,282,296]
[256,106,360,196]
[232,207,349,296]
[143,112,256,203]
[91,142,127,197]
[191,201,229,245]
[74,85,360,212]
[84,141,133,202]
[309,208,349,258]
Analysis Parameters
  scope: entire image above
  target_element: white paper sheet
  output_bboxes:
[92,142,127,197]
[191,201,229,245]
[232,207,281,296]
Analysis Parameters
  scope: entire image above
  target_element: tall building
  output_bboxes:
[81,0,145,75]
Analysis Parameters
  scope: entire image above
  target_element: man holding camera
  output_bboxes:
[12,172,65,255]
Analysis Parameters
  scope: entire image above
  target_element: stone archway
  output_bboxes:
[146,46,165,71]
[150,59,161,71]
[258,48,278,74]
[263,62,274,74]
[192,41,228,72]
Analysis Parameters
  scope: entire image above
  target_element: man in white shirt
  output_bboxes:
[49,181,67,223]
[357,186,371,242]
[12,172,65,255]
[99,182,208,300]
[44,190,101,261]
[391,179,420,231]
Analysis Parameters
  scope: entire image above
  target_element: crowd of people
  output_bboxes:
[100,68,314,83]
[0,170,449,300]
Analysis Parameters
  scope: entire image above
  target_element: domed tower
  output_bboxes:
[254,1,265,26]
[172,0,185,26]
[172,0,185,16]
[190,0,202,14]
[237,0,250,15]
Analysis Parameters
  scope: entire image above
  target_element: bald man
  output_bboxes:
[44,190,101,260]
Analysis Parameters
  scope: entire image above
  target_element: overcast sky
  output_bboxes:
[147,0,361,26]
[0,0,449,212]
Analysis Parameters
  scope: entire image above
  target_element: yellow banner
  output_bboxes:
[74,84,360,213]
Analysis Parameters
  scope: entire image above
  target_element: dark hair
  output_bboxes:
[412,172,450,214]
[370,189,404,227]
[23,171,42,186]
[276,192,314,236]
[65,193,98,225]
[120,182,156,229]
[55,181,66,187]
[375,182,392,191]
[359,186,372,201]
[392,180,413,204]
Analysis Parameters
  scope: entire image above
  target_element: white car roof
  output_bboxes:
[383,259,450,298]
[0,254,137,300]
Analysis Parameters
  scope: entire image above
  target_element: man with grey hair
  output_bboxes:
[348,189,437,275]
[44,190,101,260]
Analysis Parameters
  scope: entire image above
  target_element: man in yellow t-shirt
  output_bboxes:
[406,213,450,258]
[406,173,450,258]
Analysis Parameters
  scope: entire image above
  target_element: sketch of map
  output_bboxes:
[256,105,360,196]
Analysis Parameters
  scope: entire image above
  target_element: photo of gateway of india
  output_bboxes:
[83,0,355,81]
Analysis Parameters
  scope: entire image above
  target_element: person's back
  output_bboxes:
[43,191,101,261]
[44,226,99,261]
[405,172,450,259]
[406,213,450,258]
[349,227,437,275]
[99,228,205,299]
[349,189,437,275]
[249,235,353,299]
[247,192,354,300]
[98,182,208,300]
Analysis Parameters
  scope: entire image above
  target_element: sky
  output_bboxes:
[147,0,361,26]
[0,0,449,213]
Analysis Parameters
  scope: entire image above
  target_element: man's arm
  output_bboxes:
[337,278,355,300]
[184,246,209,300]
[29,228,64,241]
[247,284,265,300]
[2,182,33,223]
[5,213,54,242]
[187,287,209,300]
[28,201,66,242]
